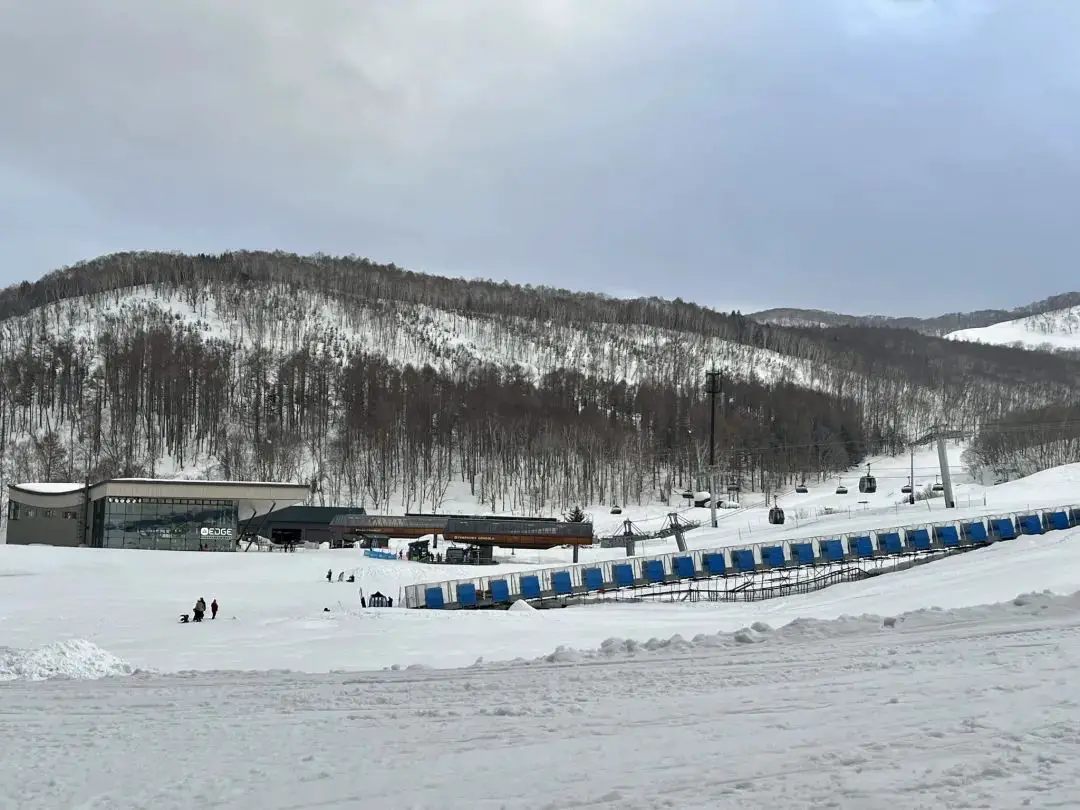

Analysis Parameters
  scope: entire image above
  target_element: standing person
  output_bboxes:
[326,569,332,582]
[210,599,219,620]
[193,598,206,622]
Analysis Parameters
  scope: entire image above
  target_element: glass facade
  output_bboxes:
[90,497,239,551]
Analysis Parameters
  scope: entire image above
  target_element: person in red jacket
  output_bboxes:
[211,599,219,620]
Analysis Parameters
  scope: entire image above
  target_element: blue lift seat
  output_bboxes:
[963,521,989,544]
[490,579,511,604]
[703,552,727,577]
[992,518,1017,540]
[425,586,446,609]
[644,559,666,584]
[1018,515,1042,535]
[820,539,844,562]
[908,528,932,552]
[761,545,786,568]
[673,556,696,579]
[1046,511,1071,532]
[612,563,635,588]
[790,542,816,566]
[583,567,606,592]
[520,575,542,600]
[732,549,756,572]
[457,582,478,608]
[934,525,960,547]
[552,570,573,596]
[848,535,873,558]
[878,532,903,555]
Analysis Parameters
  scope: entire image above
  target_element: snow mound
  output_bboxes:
[0,639,138,681]
[500,590,1080,669]
[508,599,536,613]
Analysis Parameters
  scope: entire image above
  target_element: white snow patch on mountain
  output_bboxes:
[946,305,1080,352]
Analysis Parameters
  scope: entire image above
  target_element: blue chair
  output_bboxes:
[733,549,756,572]
[820,540,844,562]
[644,560,666,583]
[934,525,960,547]
[425,586,445,609]
[613,564,635,588]
[703,552,726,576]
[673,556,696,578]
[490,579,511,604]
[790,543,816,566]
[583,567,605,591]
[520,575,542,599]
[457,582,478,607]
[552,571,573,595]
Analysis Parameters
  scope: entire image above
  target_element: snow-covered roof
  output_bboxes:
[109,477,309,488]
[10,482,85,494]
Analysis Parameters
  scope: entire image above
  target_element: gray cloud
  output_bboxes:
[2,0,1079,315]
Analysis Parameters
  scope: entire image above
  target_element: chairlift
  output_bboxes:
[610,505,622,515]
[932,482,944,493]
[835,480,848,495]
[858,464,877,494]
[795,482,809,494]
[901,483,912,494]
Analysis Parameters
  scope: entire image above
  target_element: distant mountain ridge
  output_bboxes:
[750,292,1080,336]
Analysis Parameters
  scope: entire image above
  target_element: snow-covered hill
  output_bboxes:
[1,283,826,389]
[946,305,1080,352]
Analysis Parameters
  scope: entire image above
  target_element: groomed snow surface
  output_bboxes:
[5,453,1080,807]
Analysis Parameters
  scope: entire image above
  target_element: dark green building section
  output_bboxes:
[259,505,367,547]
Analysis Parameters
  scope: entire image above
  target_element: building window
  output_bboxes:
[96,497,239,552]
[42,508,56,518]
[7,500,19,520]
[63,511,79,520]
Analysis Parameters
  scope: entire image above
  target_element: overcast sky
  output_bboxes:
[1,0,1078,316]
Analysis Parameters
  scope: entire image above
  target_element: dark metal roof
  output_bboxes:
[263,505,366,525]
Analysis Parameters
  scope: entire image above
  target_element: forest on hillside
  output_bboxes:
[1,250,1079,514]
[966,404,1080,482]
[0,314,868,514]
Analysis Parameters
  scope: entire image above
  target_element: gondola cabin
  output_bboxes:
[768,505,785,525]
[858,473,877,494]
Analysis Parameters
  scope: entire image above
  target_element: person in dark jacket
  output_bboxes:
[193,597,206,622]
[210,599,219,619]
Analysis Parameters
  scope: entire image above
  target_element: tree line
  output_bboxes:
[0,316,869,516]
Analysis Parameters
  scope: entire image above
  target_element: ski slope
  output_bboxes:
[946,304,1080,351]
[5,452,1080,808]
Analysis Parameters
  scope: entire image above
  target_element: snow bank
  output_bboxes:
[499,589,1080,668]
[0,639,138,681]
[507,599,536,613]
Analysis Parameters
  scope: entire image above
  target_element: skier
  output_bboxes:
[193,597,206,622]
[210,599,219,620]
[326,568,332,582]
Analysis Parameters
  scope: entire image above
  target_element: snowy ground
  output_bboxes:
[6,591,1080,809]
[6,451,1080,808]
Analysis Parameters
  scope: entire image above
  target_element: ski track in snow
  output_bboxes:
[5,595,1080,809]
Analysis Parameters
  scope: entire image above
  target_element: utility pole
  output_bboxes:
[909,444,915,505]
[912,425,967,509]
[705,368,722,528]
